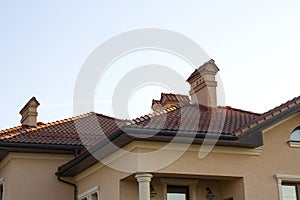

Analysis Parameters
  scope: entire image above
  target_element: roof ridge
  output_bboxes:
[25,112,95,133]
[94,112,125,122]
[184,103,261,116]
[126,105,180,126]
[219,106,261,116]
[161,92,189,96]
[0,125,23,134]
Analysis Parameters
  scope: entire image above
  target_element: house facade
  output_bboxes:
[0,60,299,200]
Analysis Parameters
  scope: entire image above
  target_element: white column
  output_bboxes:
[135,173,153,200]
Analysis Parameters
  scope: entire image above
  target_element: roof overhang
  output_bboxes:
[56,127,262,177]
[0,142,84,161]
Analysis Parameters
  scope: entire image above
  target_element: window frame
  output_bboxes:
[275,174,300,200]
[167,185,190,200]
[78,186,99,200]
[0,178,4,200]
[161,178,198,200]
[281,182,300,199]
[288,127,300,148]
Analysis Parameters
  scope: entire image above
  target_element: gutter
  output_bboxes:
[0,142,84,162]
[56,128,125,176]
[57,176,77,200]
[57,128,261,177]
[0,141,83,150]
[123,127,238,140]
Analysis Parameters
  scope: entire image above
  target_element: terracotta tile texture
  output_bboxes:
[128,104,260,135]
[0,112,125,148]
[1,95,299,148]
[235,95,300,135]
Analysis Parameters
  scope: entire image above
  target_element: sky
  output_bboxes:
[0,1,300,130]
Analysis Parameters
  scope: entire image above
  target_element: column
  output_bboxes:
[135,173,153,200]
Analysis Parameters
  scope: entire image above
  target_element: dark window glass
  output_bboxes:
[290,127,300,141]
[0,184,3,200]
[167,185,189,200]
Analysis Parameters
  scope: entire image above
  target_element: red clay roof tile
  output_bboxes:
[127,104,260,135]
[235,95,300,135]
[0,112,126,148]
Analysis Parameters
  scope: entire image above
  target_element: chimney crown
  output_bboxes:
[151,93,190,111]
[19,97,40,127]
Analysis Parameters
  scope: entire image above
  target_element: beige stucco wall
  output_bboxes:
[0,153,74,200]
[75,112,300,200]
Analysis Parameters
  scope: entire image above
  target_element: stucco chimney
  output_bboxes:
[187,59,219,107]
[151,93,190,111]
[151,100,163,111]
[20,97,40,127]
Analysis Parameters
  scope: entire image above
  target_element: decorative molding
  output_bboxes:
[128,141,262,156]
[288,141,300,148]
[135,173,153,183]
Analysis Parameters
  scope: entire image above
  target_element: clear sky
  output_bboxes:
[1,1,299,130]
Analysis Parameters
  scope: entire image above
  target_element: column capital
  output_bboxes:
[135,173,153,183]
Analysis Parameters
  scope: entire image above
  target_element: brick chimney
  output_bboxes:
[187,59,219,107]
[20,97,40,127]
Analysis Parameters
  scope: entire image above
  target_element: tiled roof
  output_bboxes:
[2,95,299,149]
[0,112,125,148]
[0,125,27,140]
[127,104,260,135]
[235,95,300,135]
[160,93,190,105]
[152,99,161,106]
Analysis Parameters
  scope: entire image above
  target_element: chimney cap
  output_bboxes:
[19,97,40,115]
[186,59,219,83]
[19,97,40,127]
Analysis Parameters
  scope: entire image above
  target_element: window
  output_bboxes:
[161,178,198,200]
[167,185,190,200]
[276,174,300,200]
[282,183,300,200]
[0,178,4,200]
[78,186,99,200]
[289,127,300,148]
[290,127,300,142]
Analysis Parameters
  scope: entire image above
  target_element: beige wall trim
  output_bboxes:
[78,186,99,199]
[128,141,262,156]
[0,152,72,170]
[275,174,300,200]
[288,141,300,148]
[161,178,198,200]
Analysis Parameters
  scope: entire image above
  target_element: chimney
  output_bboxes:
[187,59,219,107]
[151,93,190,111]
[19,97,40,127]
[151,100,163,111]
